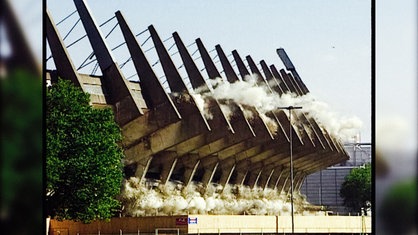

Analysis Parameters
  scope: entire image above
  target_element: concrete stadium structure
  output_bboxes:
[46,0,350,216]
[47,0,349,190]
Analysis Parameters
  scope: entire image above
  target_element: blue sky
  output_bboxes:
[12,0,418,148]
[44,0,373,143]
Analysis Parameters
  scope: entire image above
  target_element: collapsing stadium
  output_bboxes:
[46,0,355,218]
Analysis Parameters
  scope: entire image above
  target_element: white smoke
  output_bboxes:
[119,178,317,216]
[188,75,362,142]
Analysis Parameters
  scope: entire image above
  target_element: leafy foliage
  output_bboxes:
[46,79,124,223]
[1,70,42,233]
[339,163,371,214]
[379,178,416,234]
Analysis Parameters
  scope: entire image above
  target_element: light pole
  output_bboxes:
[278,105,302,234]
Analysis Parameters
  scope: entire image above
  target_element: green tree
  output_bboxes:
[1,70,42,234]
[379,178,416,235]
[46,79,124,223]
[339,163,371,214]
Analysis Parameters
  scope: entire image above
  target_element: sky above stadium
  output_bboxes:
[10,0,417,150]
[45,0,372,143]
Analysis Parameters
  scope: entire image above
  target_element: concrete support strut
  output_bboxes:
[46,3,350,195]
[73,0,144,126]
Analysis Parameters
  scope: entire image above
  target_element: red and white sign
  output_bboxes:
[175,217,188,225]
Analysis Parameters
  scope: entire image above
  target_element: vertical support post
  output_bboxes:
[289,108,295,234]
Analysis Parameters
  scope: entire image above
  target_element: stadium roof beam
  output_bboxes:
[74,0,144,125]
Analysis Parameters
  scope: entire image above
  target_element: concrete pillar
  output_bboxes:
[270,64,290,94]
[74,0,144,125]
[231,50,250,79]
[270,167,284,189]
[279,69,302,95]
[245,55,264,84]
[258,168,275,189]
[279,175,289,194]
[172,32,207,89]
[276,48,310,94]
[238,161,263,187]
[151,152,178,185]
[260,60,283,95]
[247,168,263,189]
[196,38,221,79]
[201,162,219,187]
[115,11,180,117]
[173,31,234,133]
[149,25,211,132]
[215,45,239,83]
[46,10,82,88]
[134,156,153,183]
[148,25,189,93]
[218,162,236,186]
[182,159,201,186]
[232,161,250,185]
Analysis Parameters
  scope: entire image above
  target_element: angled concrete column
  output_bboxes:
[200,161,219,187]
[245,55,264,84]
[232,161,251,185]
[269,167,284,189]
[73,0,144,125]
[148,24,210,130]
[182,158,201,186]
[218,161,236,186]
[274,168,289,191]
[134,156,153,183]
[270,64,291,94]
[260,60,283,95]
[46,10,82,88]
[285,72,304,95]
[115,11,183,152]
[277,48,309,94]
[173,32,207,89]
[279,174,290,194]
[150,151,178,184]
[232,50,250,79]
[284,171,302,195]
[278,68,302,95]
[257,168,275,189]
[269,68,319,148]
[291,172,303,193]
[196,38,221,79]
[277,60,343,153]
[198,48,276,140]
[246,163,264,188]
[148,25,189,93]
[295,174,306,192]
[216,45,239,83]
[173,31,233,132]
[115,11,180,117]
